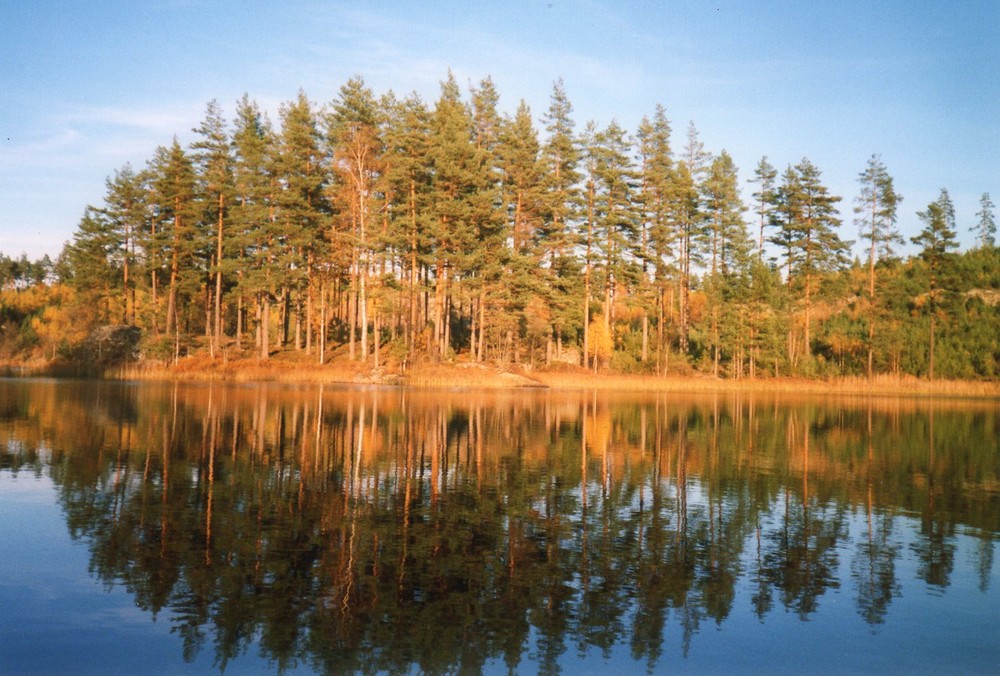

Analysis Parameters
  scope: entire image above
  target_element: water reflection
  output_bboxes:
[1,380,997,673]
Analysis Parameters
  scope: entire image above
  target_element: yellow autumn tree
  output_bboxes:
[29,285,90,360]
[587,319,612,372]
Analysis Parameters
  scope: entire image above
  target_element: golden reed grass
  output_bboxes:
[97,354,1000,400]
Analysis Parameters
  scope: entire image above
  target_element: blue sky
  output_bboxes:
[2,0,997,260]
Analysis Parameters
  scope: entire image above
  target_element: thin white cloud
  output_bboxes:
[1,129,81,166]
[56,104,196,135]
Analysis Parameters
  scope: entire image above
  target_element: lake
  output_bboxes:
[1,378,997,674]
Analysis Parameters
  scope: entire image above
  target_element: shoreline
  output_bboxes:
[4,355,999,400]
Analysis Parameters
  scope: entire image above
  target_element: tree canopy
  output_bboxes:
[2,75,998,380]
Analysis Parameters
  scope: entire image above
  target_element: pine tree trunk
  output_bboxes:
[294,297,302,351]
[255,290,263,354]
[867,198,878,380]
[929,313,936,380]
[305,264,313,354]
[583,278,590,370]
[712,306,720,377]
[214,193,224,358]
[867,320,875,379]
[680,230,690,354]
[641,313,648,363]
[122,233,130,325]
[804,271,812,363]
[657,290,664,375]
[236,294,243,352]
[360,265,368,361]
[469,293,477,357]
[373,306,380,370]
[259,294,270,362]
[477,289,486,361]
[348,284,357,360]
[319,282,326,365]
[408,181,419,357]
[443,287,452,357]
[434,263,444,358]
[205,281,213,345]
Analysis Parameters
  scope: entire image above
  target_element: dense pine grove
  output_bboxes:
[2,74,998,378]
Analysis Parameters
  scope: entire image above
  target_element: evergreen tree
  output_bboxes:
[912,189,959,379]
[98,164,147,325]
[468,76,507,361]
[591,120,639,349]
[665,160,698,356]
[701,151,750,375]
[748,157,778,259]
[636,104,673,367]
[854,154,902,377]
[675,122,711,357]
[327,77,382,361]
[972,192,996,248]
[539,79,582,359]
[230,95,277,359]
[62,207,121,324]
[581,121,599,368]
[497,100,547,363]
[275,91,327,352]
[147,139,198,340]
[770,159,848,368]
[191,100,234,355]
[426,72,494,358]
[746,258,788,377]
[381,91,433,359]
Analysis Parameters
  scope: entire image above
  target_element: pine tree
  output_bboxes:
[973,192,996,248]
[591,120,639,351]
[147,139,198,341]
[498,100,546,363]
[665,160,698,356]
[230,95,277,359]
[675,122,711,357]
[99,164,147,325]
[327,77,382,361]
[274,92,327,352]
[854,154,902,377]
[382,91,433,359]
[581,121,599,368]
[539,79,582,360]
[702,151,750,375]
[770,159,848,368]
[636,104,673,368]
[426,72,492,358]
[191,100,234,356]
[62,207,121,324]
[467,76,507,361]
[912,189,959,379]
[748,157,778,259]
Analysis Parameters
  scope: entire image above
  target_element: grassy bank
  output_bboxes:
[5,353,999,399]
[533,371,1000,398]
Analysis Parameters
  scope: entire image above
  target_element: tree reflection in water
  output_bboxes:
[1,380,997,673]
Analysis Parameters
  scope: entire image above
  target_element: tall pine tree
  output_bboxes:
[191,100,234,356]
[770,159,848,368]
[912,189,958,380]
[854,154,902,377]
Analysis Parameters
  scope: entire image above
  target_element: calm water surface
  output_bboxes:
[1,378,997,674]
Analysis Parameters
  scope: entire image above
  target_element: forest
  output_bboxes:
[2,74,998,379]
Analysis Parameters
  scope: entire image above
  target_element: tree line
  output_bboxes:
[5,73,999,377]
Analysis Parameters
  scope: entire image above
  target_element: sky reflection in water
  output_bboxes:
[0,379,997,674]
